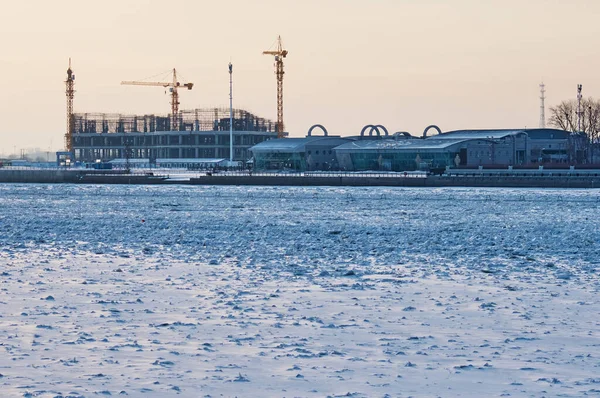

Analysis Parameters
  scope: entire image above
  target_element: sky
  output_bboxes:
[1,0,600,154]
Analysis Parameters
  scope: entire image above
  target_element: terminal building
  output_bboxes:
[71,108,279,164]
[250,126,585,172]
[250,136,352,170]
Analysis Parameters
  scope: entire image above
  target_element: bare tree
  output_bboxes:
[549,98,600,133]
[549,98,600,163]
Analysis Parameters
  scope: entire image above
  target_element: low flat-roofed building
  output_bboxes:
[250,136,353,171]
[336,128,575,171]
[250,127,579,172]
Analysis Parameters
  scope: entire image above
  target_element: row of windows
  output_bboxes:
[468,148,567,157]
[74,134,270,147]
[350,152,452,161]
[156,162,222,168]
[76,148,249,162]
[471,151,494,157]
[307,150,333,155]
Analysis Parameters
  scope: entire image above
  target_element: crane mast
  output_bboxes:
[65,58,75,152]
[121,68,193,131]
[263,36,288,138]
[171,68,180,131]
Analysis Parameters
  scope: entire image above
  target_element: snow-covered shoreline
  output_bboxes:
[1,185,599,397]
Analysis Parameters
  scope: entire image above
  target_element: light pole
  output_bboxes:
[588,105,593,163]
[229,62,233,164]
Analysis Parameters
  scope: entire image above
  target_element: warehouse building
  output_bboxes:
[250,136,352,171]
[250,127,581,172]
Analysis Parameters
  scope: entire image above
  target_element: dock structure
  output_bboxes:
[1,167,599,188]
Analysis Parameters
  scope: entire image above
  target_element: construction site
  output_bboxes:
[65,36,289,165]
[72,108,277,163]
[21,35,594,178]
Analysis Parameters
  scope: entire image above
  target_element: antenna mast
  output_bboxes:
[577,84,583,132]
[229,62,233,162]
[65,58,75,152]
[539,82,546,128]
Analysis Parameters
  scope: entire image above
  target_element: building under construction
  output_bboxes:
[71,108,278,163]
[66,44,289,165]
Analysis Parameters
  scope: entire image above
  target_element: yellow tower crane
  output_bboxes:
[263,36,288,138]
[65,58,75,152]
[121,68,193,131]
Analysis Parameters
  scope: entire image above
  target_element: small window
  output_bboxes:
[316,150,319,155]
[307,150,311,155]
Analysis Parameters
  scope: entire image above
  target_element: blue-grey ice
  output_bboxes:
[0,184,598,397]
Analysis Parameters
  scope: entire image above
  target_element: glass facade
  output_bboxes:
[348,151,455,171]
[254,152,306,171]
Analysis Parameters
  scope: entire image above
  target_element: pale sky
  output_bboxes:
[1,0,599,154]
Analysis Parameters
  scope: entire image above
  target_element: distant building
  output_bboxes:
[107,158,227,169]
[250,128,583,172]
[250,136,352,171]
[71,108,279,164]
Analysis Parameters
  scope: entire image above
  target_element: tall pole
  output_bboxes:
[229,62,233,163]
[577,84,583,132]
[590,105,594,164]
[539,82,546,128]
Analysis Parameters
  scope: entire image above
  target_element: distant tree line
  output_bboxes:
[549,98,600,163]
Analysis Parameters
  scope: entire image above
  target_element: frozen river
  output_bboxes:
[0,184,599,397]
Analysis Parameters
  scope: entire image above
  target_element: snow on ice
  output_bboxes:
[0,184,599,397]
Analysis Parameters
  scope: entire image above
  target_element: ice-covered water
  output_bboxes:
[0,184,599,397]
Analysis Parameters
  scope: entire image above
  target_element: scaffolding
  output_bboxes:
[73,108,276,135]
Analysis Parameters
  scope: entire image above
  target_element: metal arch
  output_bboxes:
[394,131,412,137]
[307,124,329,137]
[374,125,389,136]
[360,124,382,138]
[368,126,380,136]
[423,125,442,138]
